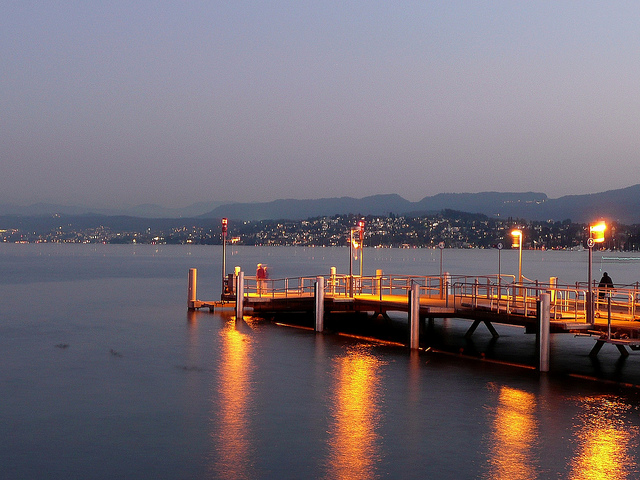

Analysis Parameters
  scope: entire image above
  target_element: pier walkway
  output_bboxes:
[189,271,640,361]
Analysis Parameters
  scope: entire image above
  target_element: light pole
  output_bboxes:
[358,220,365,277]
[497,242,503,303]
[587,221,606,324]
[511,229,523,284]
[348,222,364,297]
[221,218,227,295]
[438,241,445,299]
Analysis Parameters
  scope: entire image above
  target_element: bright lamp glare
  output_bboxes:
[590,222,606,243]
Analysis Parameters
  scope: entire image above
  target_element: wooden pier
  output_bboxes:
[188,268,640,366]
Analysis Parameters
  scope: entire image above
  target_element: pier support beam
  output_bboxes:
[465,319,499,339]
[409,283,420,349]
[235,271,244,320]
[188,268,197,309]
[315,276,325,332]
[537,293,551,372]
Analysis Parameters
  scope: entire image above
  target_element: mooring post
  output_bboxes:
[330,266,336,295]
[538,292,551,372]
[315,276,325,332]
[376,269,383,299]
[235,270,244,320]
[188,268,197,309]
[409,283,420,349]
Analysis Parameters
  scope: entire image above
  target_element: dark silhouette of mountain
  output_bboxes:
[0,201,224,218]
[3,184,639,223]
[201,191,549,221]
[410,192,548,218]
[530,184,640,223]
[201,194,414,220]
[201,185,640,223]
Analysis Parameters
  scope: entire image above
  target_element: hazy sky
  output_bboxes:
[2,2,639,208]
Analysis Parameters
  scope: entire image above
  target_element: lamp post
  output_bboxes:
[349,227,355,297]
[358,220,365,277]
[221,218,228,295]
[497,242,503,303]
[511,229,523,284]
[587,221,606,324]
[348,221,365,297]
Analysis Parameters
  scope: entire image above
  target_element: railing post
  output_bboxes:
[444,272,450,308]
[473,279,479,308]
[235,271,244,320]
[315,276,325,332]
[188,268,197,309]
[409,283,420,350]
[607,294,612,339]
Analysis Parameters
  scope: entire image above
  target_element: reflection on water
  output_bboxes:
[484,385,539,480]
[325,345,383,480]
[210,319,254,480]
[568,396,639,480]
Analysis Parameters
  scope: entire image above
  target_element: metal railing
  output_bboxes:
[239,273,640,323]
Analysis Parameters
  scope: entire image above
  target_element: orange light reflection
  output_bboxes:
[485,385,538,480]
[568,396,638,480]
[211,321,254,480]
[325,346,383,480]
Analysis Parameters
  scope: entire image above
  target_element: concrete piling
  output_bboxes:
[315,276,325,332]
[538,292,551,372]
[235,271,244,320]
[188,268,197,309]
[409,283,420,349]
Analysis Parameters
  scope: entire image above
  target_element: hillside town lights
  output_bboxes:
[587,221,606,324]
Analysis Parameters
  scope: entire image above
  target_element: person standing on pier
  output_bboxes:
[598,272,613,299]
[257,263,267,294]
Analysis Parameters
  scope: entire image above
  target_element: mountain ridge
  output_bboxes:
[2,185,639,223]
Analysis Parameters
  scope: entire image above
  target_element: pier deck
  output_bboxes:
[190,271,640,360]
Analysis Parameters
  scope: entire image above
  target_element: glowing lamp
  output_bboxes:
[511,229,522,248]
[589,221,606,243]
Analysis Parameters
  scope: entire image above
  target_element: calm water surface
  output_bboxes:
[2,244,640,479]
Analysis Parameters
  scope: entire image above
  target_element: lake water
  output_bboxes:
[2,244,640,479]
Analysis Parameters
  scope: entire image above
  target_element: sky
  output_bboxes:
[2,2,639,209]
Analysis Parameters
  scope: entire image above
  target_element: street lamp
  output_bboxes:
[511,229,523,284]
[348,221,365,297]
[587,221,606,324]
[221,218,228,295]
[358,220,365,277]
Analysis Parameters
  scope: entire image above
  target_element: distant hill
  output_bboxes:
[3,184,640,223]
[200,192,549,220]
[201,194,414,221]
[0,201,225,218]
[200,185,640,223]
